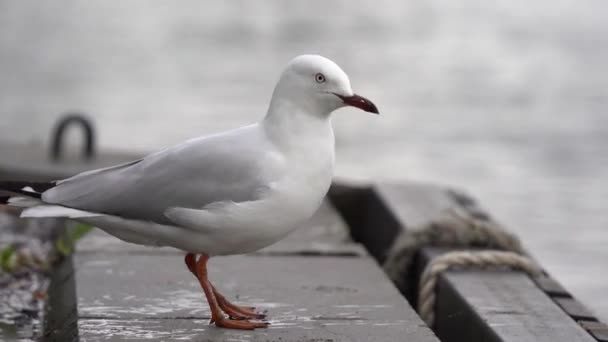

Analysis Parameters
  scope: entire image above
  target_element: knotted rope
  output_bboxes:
[383,208,541,327]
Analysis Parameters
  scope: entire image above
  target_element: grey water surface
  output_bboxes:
[0,1,607,321]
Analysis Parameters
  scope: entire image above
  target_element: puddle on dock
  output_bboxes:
[79,318,209,340]
[79,288,210,318]
[79,284,297,319]
[78,316,411,341]
[78,286,409,339]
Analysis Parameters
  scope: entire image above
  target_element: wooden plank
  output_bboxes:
[534,274,570,297]
[43,256,79,342]
[70,192,437,341]
[331,181,600,342]
[580,321,608,342]
[370,182,469,229]
[329,182,482,263]
[419,248,595,342]
[554,297,597,321]
[0,212,67,341]
[0,142,141,181]
[74,254,438,342]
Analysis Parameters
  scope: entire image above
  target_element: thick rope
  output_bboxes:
[382,208,542,328]
[383,208,524,296]
[417,250,541,326]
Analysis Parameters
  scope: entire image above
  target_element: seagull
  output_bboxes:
[0,54,378,330]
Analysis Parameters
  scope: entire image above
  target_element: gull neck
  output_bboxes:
[262,98,333,152]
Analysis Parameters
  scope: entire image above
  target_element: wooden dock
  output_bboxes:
[330,183,608,342]
[1,145,607,341]
[47,201,438,342]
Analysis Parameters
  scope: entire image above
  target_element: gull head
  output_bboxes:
[270,55,379,116]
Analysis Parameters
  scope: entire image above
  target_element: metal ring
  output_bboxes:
[50,113,96,162]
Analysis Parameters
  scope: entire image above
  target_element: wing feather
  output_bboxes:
[42,124,284,224]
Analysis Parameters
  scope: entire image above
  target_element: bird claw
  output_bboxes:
[214,317,270,330]
[228,312,266,320]
[216,295,265,320]
[255,313,267,320]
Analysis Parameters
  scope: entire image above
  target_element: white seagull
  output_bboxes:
[0,54,378,330]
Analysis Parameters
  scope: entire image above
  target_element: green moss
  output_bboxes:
[56,223,94,256]
[0,245,16,272]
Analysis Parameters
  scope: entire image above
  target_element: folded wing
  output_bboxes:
[42,124,284,225]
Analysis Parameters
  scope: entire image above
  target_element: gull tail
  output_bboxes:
[21,205,101,219]
[0,180,101,219]
[0,180,56,199]
[0,180,55,209]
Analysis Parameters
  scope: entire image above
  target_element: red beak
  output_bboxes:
[334,93,379,114]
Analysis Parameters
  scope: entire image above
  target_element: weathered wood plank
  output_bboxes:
[43,256,79,342]
[329,182,480,263]
[419,248,595,342]
[534,274,570,297]
[580,321,608,342]
[0,212,67,341]
[554,297,597,321]
[0,142,140,182]
[370,182,469,229]
[74,254,438,342]
[330,181,600,342]
[71,191,436,341]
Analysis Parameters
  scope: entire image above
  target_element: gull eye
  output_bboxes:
[315,73,326,83]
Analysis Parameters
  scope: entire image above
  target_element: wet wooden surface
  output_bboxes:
[71,200,438,342]
[44,256,78,342]
[435,271,595,342]
[0,212,66,341]
[418,248,595,342]
[329,182,472,264]
[75,255,434,341]
[331,182,601,342]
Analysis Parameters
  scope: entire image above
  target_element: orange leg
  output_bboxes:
[184,253,265,320]
[185,253,197,274]
[187,253,269,330]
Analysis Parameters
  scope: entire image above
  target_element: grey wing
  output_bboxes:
[42,125,283,224]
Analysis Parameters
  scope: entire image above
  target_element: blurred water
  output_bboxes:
[0,1,607,321]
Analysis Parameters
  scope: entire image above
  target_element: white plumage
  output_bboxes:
[9,54,379,256]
